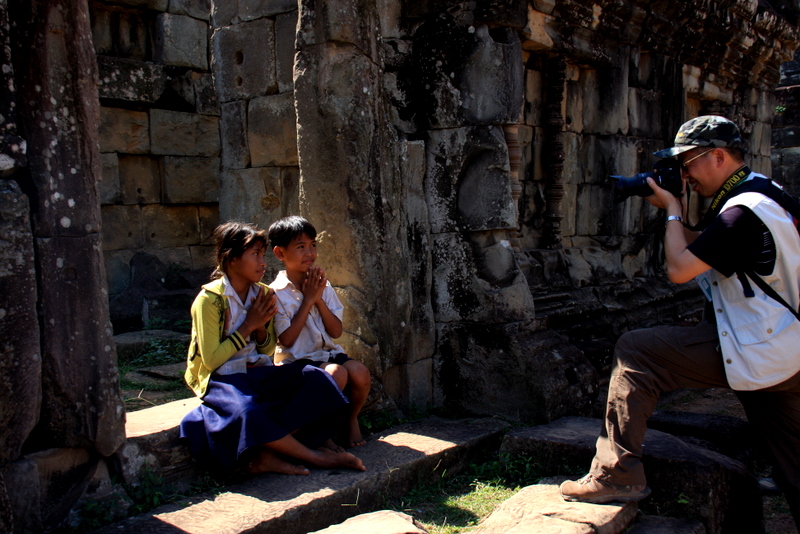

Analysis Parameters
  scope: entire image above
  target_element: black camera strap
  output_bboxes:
[687,166,751,232]
[709,175,800,319]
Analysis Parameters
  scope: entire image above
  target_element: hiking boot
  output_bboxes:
[560,474,651,504]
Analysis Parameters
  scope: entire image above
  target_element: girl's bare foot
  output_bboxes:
[312,448,367,471]
[322,438,346,453]
[348,420,365,448]
[247,448,310,475]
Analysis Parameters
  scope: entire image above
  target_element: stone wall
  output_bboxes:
[90,0,221,332]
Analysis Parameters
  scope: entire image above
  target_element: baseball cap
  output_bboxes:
[653,115,746,158]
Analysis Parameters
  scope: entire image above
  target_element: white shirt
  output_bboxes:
[215,275,272,375]
[270,270,345,364]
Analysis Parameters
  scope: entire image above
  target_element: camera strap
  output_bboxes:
[711,175,800,320]
[687,166,751,231]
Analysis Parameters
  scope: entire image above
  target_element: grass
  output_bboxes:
[117,337,193,411]
[388,452,584,533]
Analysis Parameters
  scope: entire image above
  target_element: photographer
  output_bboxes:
[560,116,800,529]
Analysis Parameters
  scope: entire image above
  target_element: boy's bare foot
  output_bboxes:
[247,448,310,476]
[312,448,367,471]
[322,438,346,453]
[348,420,365,448]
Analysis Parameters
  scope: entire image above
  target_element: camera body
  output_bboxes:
[610,158,683,202]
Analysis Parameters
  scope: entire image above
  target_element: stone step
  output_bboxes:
[97,416,509,534]
[471,476,637,533]
[500,416,761,534]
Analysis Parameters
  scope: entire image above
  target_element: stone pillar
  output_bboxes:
[6,0,124,458]
[294,0,432,406]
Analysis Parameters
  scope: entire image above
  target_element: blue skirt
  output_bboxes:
[180,360,349,468]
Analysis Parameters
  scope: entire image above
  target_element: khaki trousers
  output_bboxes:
[590,323,800,527]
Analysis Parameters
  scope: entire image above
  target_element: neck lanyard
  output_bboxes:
[689,165,751,231]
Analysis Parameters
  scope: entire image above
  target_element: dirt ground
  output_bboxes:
[657,387,797,534]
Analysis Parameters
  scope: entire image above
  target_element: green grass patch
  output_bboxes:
[389,452,584,533]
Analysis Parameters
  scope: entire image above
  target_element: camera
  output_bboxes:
[609,158,683,202]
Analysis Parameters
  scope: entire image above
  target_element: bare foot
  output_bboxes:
[347,420,365,448]
[247,448,310,475]
[312,448,367,471]
[322,438,346,453]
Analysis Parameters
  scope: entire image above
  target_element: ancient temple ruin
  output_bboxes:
[2,0,800,530]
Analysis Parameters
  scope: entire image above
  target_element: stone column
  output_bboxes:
[294,0,433,406]
[6,0,125,457]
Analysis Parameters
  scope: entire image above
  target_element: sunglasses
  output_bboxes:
[680,148,714,171]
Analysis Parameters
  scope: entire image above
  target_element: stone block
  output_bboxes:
[142,205,201,247]
[210,0,236,27]
[26,448,99,530]
[472,479,636,533]
[425,126,514,234]
[248,92,298,166]
[416,24,523,128]
[31,235,126,456]
[381,358,433,409]
[501,417,763,534]
[118,397,202,487]
[104,249,135,295]
[112,0,168,9]
[155,13,208,70]
[525,68,543,126]
[97,56,167,104]
[118,155,162,205]
[275,10,298,94]
[220,100,250,169]
[435,325,597,422]
[0,181,41,464]
[239,0,297,20]
[168,0,210,21]
[3,459,42,533]
[163,156,220,203]
[377,0,402,39]
[280,166,300,216]
[102,205,144,250]
[190,244,216,270]
[150,109,220,156]
[309,510,428,534]
[91,8,113,55]
[99,153,121,204]
[628,87,662,138]
[773,125,800,148]
[198,204,219,245]
[295,0,375,54]
[171,71,219,116]
[99,107,150,154]
[219,167,283,230]
[211,19,276,103]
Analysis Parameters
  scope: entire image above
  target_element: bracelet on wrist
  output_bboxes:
[665,215,683,226]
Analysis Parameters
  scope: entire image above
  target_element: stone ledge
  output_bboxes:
[500,417,761,534]
[118,397,201,487]
[472,476,637,534]
[99,416,509,534]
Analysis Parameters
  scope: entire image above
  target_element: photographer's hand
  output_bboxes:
[645,177,682,215]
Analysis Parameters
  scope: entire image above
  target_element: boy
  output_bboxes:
[268,216,371,448]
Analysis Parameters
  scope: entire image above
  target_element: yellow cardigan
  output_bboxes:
[184,278,277,397]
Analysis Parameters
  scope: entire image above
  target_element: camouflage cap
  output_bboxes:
[653,115,746,158]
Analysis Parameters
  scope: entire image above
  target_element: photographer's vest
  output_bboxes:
[696,174,800,390]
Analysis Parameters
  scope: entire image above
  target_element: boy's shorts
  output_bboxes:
[297,353,351,367]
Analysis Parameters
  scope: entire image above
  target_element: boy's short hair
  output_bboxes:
[268,216,317,248]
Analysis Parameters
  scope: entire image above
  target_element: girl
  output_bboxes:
[179,221,365,474]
